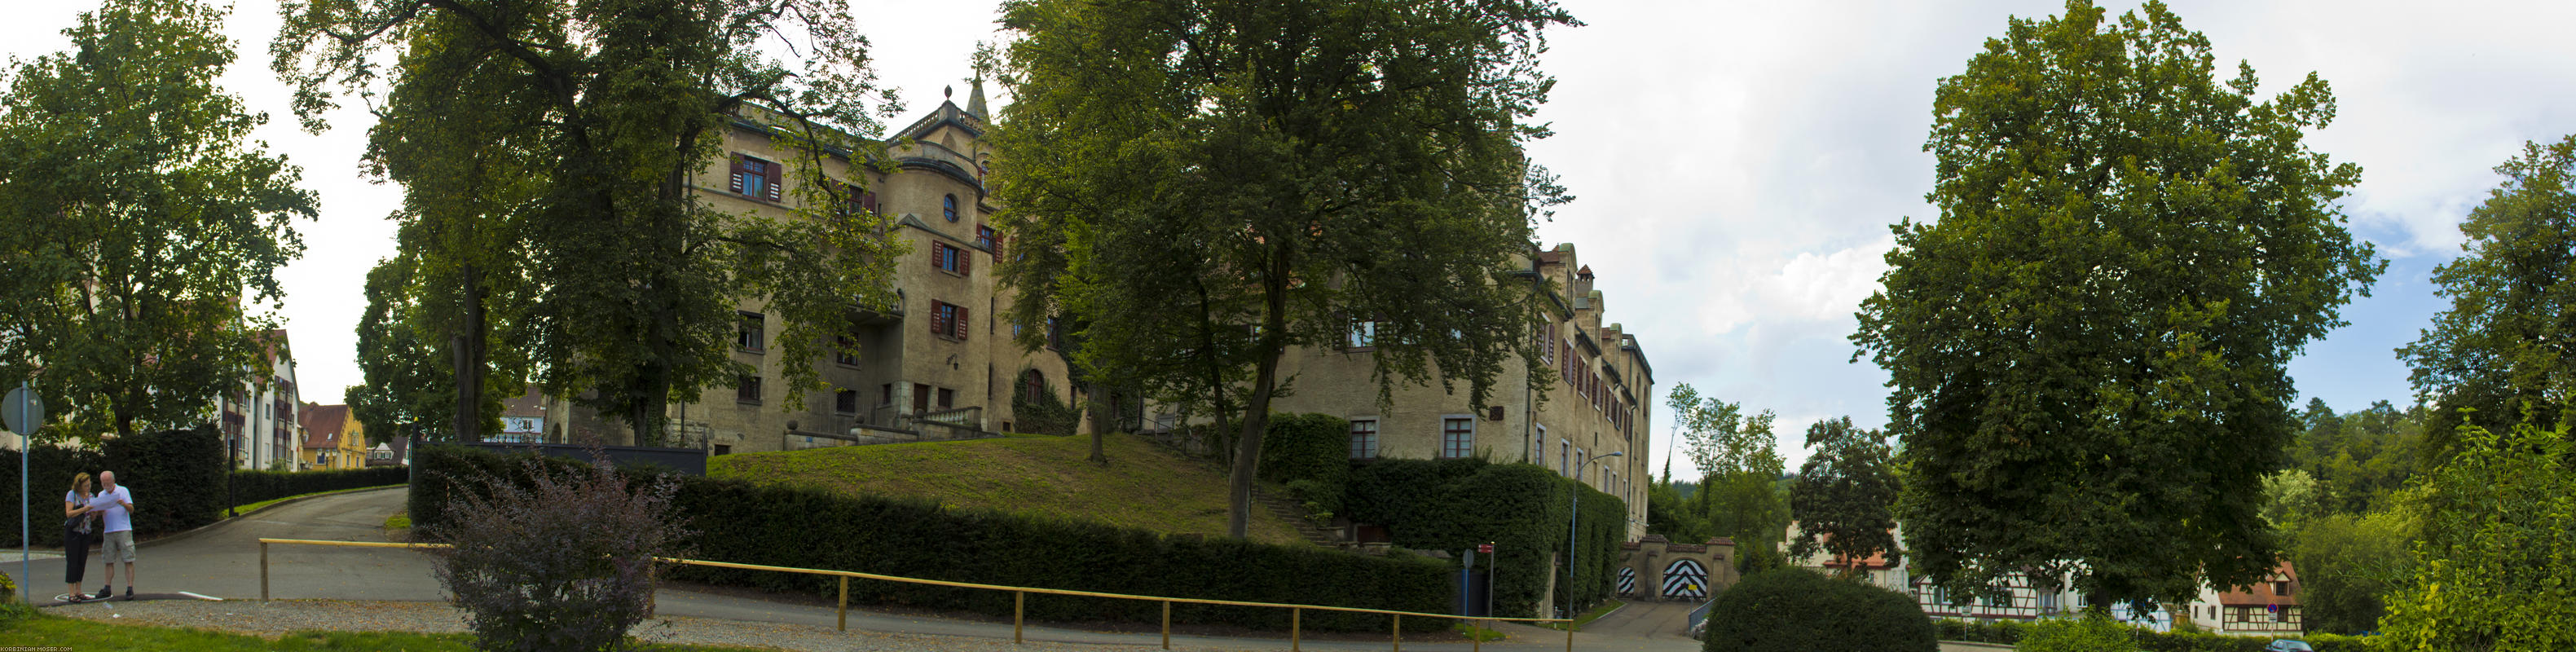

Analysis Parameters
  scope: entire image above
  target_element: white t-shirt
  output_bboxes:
[90,486,134,533]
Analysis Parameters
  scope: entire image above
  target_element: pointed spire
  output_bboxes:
[967,74,989,119]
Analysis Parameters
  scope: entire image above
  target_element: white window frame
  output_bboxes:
[1349,319,1376,348]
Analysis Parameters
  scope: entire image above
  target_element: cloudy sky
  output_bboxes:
[9,1,2574,478]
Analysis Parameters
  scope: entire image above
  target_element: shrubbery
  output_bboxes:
[1935,617,2367,652]
[0,427,227,546]
[2018,615,2135,652]
[412,444,1451,633]
[1010,385,1081,437]
[1702,568,1935,652]
[426,454,684,652]
[1340,457,1623,618]
[229,466,410,509]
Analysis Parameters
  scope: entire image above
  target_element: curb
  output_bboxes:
[139,485,407,550]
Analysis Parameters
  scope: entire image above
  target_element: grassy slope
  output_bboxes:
[709,433,1309,546]
[0,615,764,651]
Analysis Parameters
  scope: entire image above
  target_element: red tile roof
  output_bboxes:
[299,403,350,449]
[2216,561,2300,606]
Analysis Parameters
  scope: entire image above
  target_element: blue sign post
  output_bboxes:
[5,382,45,605]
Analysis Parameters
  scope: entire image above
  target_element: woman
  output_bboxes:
[63,472,98,603]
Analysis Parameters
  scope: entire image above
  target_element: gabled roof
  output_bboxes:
[299,403,350,449]
[2216,561,2299,606]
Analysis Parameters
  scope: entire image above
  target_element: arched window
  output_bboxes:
[1018,369,1046,402]
[942,194,959,222]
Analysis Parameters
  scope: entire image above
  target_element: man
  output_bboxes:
[90,469,135,600]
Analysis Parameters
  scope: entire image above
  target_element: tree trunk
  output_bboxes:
[1085,382,1109,465]
[1227,249,1293,539]
[453,263,485,443]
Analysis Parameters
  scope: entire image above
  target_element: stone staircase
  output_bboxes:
[1253,489,1342,548]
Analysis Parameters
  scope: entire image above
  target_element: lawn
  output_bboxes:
[0,614,765,651]
[710,433,1311,545]
[228,484,406,518]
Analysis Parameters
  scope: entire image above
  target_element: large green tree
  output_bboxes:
[2398,134,2576,464]
[987,0,1577,537]
[275,0,905,443]
[1671,391,1789,555]
[2290,507,2415,635]
[0,0,315,439]
[1787,416,1900,576]
[1851,0,2382,608]
[2376,422,2576,648]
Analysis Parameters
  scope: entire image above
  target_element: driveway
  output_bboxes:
[29,487,1696,650]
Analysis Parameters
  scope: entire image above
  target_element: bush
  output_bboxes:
[1011,383,1081,437]
[1341,458,1623,619]
[0,443,108,547]
[229,467,409,509]
[411,444,1449,633]
[1702,568,1935,652]
[1257,413,1351,489]
[2019,615,2137,652]
[100,428,230,537]
[425,453,685,652]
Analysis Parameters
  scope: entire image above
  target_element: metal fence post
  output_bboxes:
[838,576,849,632]
[259,540,270,601]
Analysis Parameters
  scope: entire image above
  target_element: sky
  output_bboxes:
[7,1,2574,479]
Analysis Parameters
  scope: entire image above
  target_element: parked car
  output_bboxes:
[2266,641,2315,652]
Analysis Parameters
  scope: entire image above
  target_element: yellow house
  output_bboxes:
[297,403,368,470]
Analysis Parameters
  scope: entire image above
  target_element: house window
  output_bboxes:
[1349,419,1379,460]
[1018,369,1046,402]
[911,383,931,412]
[842,182,878,216]
[1441,417,1473,459]
[834,333,861,366]
[1538,323,1554,365]
[1349,319,1376,348]
[936,388,955,410]
[1561,440,1570,475]
[737,374,762,403]
[2274,581,2292,597]
[977,226,1002,262]
[731,155,782,201]
[880,383,894,407]
[737,311,765,351]
[834,389,859,415]
[932,241,971,275]
[942,194,959,222]
[930,301,969,341]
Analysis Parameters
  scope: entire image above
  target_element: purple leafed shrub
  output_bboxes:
[425,452,688,652]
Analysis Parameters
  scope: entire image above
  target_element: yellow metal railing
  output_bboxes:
[258,538,1577,651]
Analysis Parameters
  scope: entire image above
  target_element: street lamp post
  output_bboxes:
[1565,451,1623,619]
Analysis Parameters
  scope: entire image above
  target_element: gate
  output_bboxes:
[1616,566,1636,597]
[1662,558,1709,600]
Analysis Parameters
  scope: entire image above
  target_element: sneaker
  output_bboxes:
[91,585,110,601]
[122,587,134,600]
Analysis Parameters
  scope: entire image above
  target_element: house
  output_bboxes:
[1151,244,1655,540]
[538,82,1081,453]
[2187,561,2302,636]
[296,403,367,470]
[1784,521,1910,593]
[212,329,303,470]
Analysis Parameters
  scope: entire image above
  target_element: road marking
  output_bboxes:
[181,591,222,601]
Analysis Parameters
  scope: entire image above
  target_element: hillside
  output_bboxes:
[708,433,1311,546]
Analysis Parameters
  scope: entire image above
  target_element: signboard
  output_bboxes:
[2,385,41,435]
[1477,543,1494,553]
[500,416,544,434]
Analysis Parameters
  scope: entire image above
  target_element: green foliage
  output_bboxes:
[1341,458,1623,619]
[988,0,1577,538]
[2398,134,2576,462]
[1702,569,1936,652]
[2259,469,2328,537]
[1788,416,1900,571]
[275,0,906,445]
[1645,478,1713,542]
[2291,509,2415,634]
[2288,399,2426,515]
[1938,618,2359,652]
[2018,615,2138,652]
[0,0,315,439]
[2376,422,2576,650]
[1258,413,1353,490]
[1670,389,1792,553]
[1010,381,1081,438]
[428,456,684,652]
[413,445,1449,633]
[98,428,229,536]
[0,443,106,547]
[1854,0,2381,607]
[228,468,411,510]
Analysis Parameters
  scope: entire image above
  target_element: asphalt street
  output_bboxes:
[24,487,1699,651]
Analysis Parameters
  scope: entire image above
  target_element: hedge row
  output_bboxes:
[410,444,1451,633]
[1935,618,2369,651]
[1340,456,1625,618]
[0,428,227,546]
[229,466,410,508]
[1705,569,1935,652]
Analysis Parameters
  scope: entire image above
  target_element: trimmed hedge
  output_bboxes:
[411,444,1451,633]
[229,466,410,508]
[0,428,230,546]
[1703,568,1936,652]
[1257,413,1351,488]
[1341,457,1624,618]
[1936,618,2367,652]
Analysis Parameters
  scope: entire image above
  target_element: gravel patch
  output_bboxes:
[40,599,1288,651]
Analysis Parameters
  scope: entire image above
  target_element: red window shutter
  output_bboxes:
[861,191,878,213]
[729,156,746,193]
[931,243,945,269]
[991,232,1004,263]
[960,246,972,275]
[764,159,783,201]
[956,306,971,341]
[930,302,947,335]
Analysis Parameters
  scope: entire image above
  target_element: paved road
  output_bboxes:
[1576,601,1703,651]
[26,487,1697,651]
